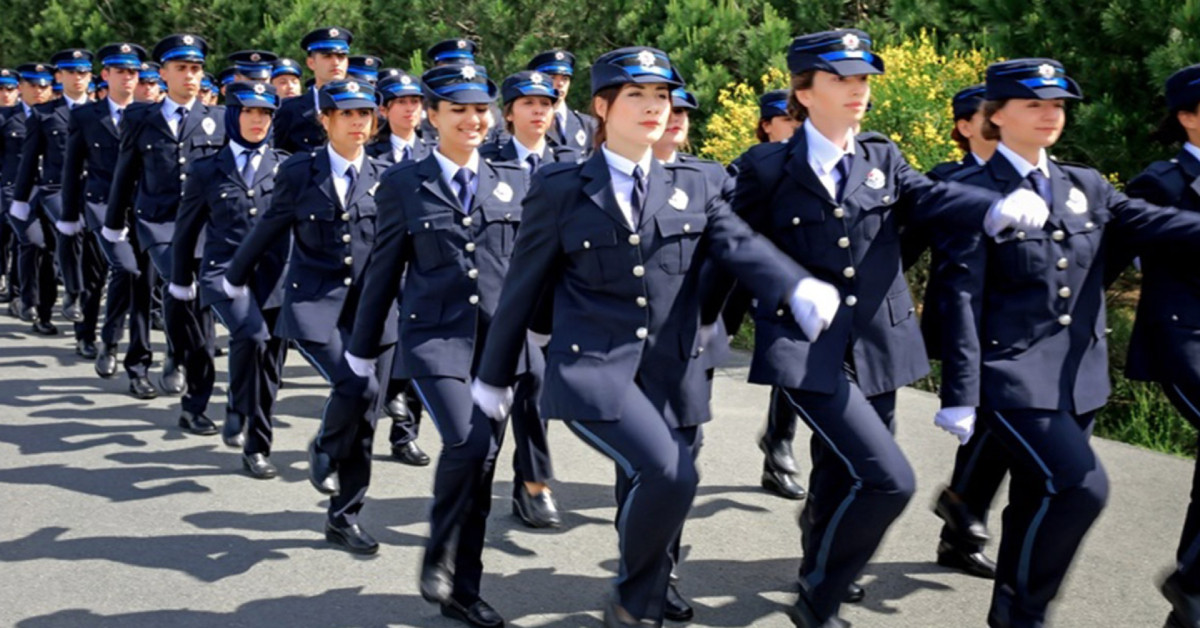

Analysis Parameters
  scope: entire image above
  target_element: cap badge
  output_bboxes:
[555,51,565,61]
[330,28,339,37]
[842,33,860,50]
[346,81,360,92]
[35,64,44,72]
[1038,64,1056,79]
[457,40,468,49]
[183,35,195,45]
[72,50,83,59]
[253,83,266,94]
[250,53,261,62]
[366,58,375,66]
[120,44,131,53]
[461,66,477,80]
[141,63,149,70]
[531,72,543,84]
[637,50,656,68]
[400,75,412,85]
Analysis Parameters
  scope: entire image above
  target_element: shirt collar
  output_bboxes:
[602,143,653,179]
[229,140,254,161]
[995,142,1049,179]
[1184,142,1200,165]
[390,134,411,153]
[326,144,365,178]
[659,151,678,164]
[433,147,480,182]
[162,96,196,117]
[20,102,31,117]
[64,94,87,109]
[803,119,855,175]
[511,137,545,163]
[971,152,988,167]
[105,97,126,116]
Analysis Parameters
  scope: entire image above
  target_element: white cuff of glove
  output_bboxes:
[984,188,1049,237]
[101,226,127,243]
[221,277,249,299]
[698,323,716,349]
[343,351,376,378]
[55,219,84,236]
[471,377,514,422]
[527,330,551,348]
[167,282,197,301]
[9,201,31,222]
[934,406,977,445]
[789,277,840,342]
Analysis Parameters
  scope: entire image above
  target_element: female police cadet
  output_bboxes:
[169,82,289,478]
[934,59,1200,628]
[1118,64,1200,628]
[472,47,821,627]
[729,31,1054,627]
[341,62,532,628]
[223,78,395,554]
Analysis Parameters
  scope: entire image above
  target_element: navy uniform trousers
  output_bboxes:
[95,219,155,378]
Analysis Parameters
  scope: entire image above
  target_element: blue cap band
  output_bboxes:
[56,60,92,71]
[534,63,572,75]
[307,40,349,53]
[434,50,474,61]
[0,77,16,87]
[434,83,489,96]
[1019,77,1068,90]
[272,67,300,78]
[161,46,205,62]
[349,68,378,81]
[384,83,421,96]
[140,71,160,80]
[237,93,277,107]
[21,72,53,83]
[102,54,141,68]
[818,50,875,64]
[329,91,373,102]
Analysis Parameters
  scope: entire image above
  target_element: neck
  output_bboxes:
[808,116,853,151]
[1186,134,1200,151]
[513,130,545,155]
[20,98,36,108]
[605,136,650,166]
[108,92,133,107]
[652,143,676,162]
[330,141,362,162]
[63,89,86,102]
[167,92,192,107]
[392,127,416,143]
[1003,140,1043,168]
[437,143,474,167]
[971,142,997,162]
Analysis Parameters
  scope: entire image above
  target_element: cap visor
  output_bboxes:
[1031,86,1081,100]
[829,59,883,77]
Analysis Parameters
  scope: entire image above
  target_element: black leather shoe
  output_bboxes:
[178,411,219,435]
[95,344,118,378]
[513,484,562,528]
[242,453,278,479]
[664,583,694,622]
[308,439,340,495]
[324,520,379,555]
[419,562,454,604]
[222,412,246,448]
[128,376,158,400]
[31,320,58,336]
[384,394,408,419]
[845,583,865,603]
[391,441,431,466]
[17,304,35,322]
[159,362,185,395]
[1162,571,1200,627]
[62,294,83,322]
[441,598,504,627]
[936,540,997,579]
[760,435,798,474]
[762,469,807,500]
[1166,611,1187,628]
[787,588,849,628]
[75,339,98,360]
[934,487,989,545]
[150,309,164,331]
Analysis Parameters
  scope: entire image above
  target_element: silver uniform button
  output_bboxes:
[179,174,187,180]
[1058,314,1072,326]
[635,327,648,339]
[341,213,350,221]
[1172,314,1180,322]
[571,344,580,353]
[341,234,351,243]
[343,256,353,266]
[633,265,645,277]
[636,296,647,308]
[1052,230,1065,241]
[465,242,476,252]
[683,223,692,233]
[791,217,801,226]
[462,217,473,226]
[247,189,255,198]
[583,240,591,249]
[776,309,784,317]
[628,234,640,245]
[1058,286,1071,298]
[1085,221,1095,229]
[837,237,850,249]
[843,267,856,278]
[342,277,352,286]
[467,268,479,279]
[833,207,845,219]
[468,295,479,305]
[178,157,186,164]
[1056,257,1069,270]
[845,295,858,306]
[248,208,257,216]
[410,313,417,319]
[1016,231,1026,240]
[309,214,316,220]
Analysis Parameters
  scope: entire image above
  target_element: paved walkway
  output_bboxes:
[0,313,1189,627]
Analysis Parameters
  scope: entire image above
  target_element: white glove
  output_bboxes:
[101,226,128,243]
[698,324,716,351]
[343,351,376,378]
[221,276,249,299]
[984,188,1050,236]
[9,200,31,222]
[167,282,197,301]
[527,330,551,348]
[934,406,976,445]
[55,219,85,236]
[471,377,514,421]
[789,277,841,342]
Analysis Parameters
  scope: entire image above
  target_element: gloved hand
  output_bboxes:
[9,201,31,222]
[527,330,551,348]
[789,277,840,342]
[934,406,976,445]
[101,226,128,243]
[984,188,1050,236]
[471,377,514,421]
[167,282,197,301]
[698,323,716,350]
[221,276,249,299]
[343,351,376,378]
[55,219,84,236]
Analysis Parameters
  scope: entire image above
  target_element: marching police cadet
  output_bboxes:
[426,40,506,145]
[364,69,433,467]
[3,62,56,332]
[0,68,18,304]
[200,73,217,106]
[172,81,289,477]
[94,80,107,102]
[471,46,812,627]
[103,34,226,428]
[526,49,596,157]
[0,69,17,108]
[60,42,158,397]
[272,26,352,154]
[271,58,303,100]
[757,89,799,144]
[216,67,237,97]
[224,78,394,552]
[920,83,1004,581]
[729,31,1054,627]
[347,55,381,85]
[340,62,526,627]
[1113,64,1200,628]
[135,62,162,103]
[228,50,277,83]
[51,83,63,101]
[934,58,1200,628]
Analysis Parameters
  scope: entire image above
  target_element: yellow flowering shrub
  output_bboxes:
[699,66,789,165]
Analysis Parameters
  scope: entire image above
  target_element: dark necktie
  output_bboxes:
[176,107,189,137]
[1027,169,1053,207]
[454,167,475,213]
[630,165,647,228]
[554,115,565,144]
[400,144,412,163]
[114,108,123,129]
[241,149,258,185]
[834,154,853,201]
[526,153,541,174]
[344,164,358,206]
